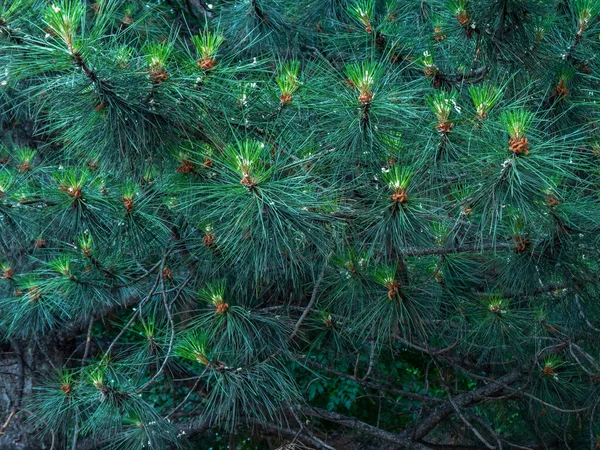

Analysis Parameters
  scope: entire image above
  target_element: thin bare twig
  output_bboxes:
[136,276,176,394]
[166,369,206,420]
[290,252,332,341]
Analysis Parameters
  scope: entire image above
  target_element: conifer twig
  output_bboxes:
[135,276,176,393]
[102,257,166,360]
[290,252,332,341]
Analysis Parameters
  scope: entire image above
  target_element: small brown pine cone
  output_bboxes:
[541,365,555,377]
[177,160,194,174]
[358,91,373,104]
[556,80,568,97]
[122,196,134,213]
[120,15,133,26]
[1,268,14,279]
[149,67,169,83]
[433,27,446,41]
[545,195,560,208]
[391,188,408,204]
[198,58,217,70]
[513,236,531,253]
[508,136,530,156]
[457,13,470,25]
[436,121,453,134]
[18,162,32,173]
[280,93,293,104]
[214,301,229,314]
[424,66,438,78]
[240,174,256,188]
[386,280,401,300]
[68,187,82,199]
[202,232,216,248]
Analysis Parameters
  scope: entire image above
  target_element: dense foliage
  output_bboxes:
[1,0,600,448]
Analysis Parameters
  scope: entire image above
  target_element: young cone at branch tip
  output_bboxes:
[468,83,502,119]
[348,0,376,33]
[145,41,172,83]
[345,61,380,104]
[573,0,600,36]
[427,90,459,133]
[383,166,414,204]
[501,109,534,156]
[43,1,85,53]
[0,262,13,279]
[192,30,224,71]
[276,60,301,104]
[15,147,36,173]
[199,281,229,315]
[448,0,470,25]
[176,331,211,366]
[226,139,268,189]
[555,67,575,98]
[419,50,438,78]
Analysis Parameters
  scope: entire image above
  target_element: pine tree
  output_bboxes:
[1,0,600,449]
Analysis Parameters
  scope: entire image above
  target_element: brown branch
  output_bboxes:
[401,241,514,257]
[435,66,491,88]
[165,367,208,420]
[297,405,434,450]
[290,252,331,341]
[136,276,176,394]
[410,368,523,441]
[431,358,495,450]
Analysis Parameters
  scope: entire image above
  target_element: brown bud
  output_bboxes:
[122,196,134,213]
[391,188,408,204]
[177,160,194,174]
[198,58,217,70]
[508,137,530,156]
[358,91,373,104]
[280,93,293,104]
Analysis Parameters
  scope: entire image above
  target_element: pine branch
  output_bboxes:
[410,368,523,441]
[290,252,331,340]
[297,405,435,450]
[435,66,491,87]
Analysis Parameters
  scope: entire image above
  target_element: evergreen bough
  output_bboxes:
[1,0,600,448]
